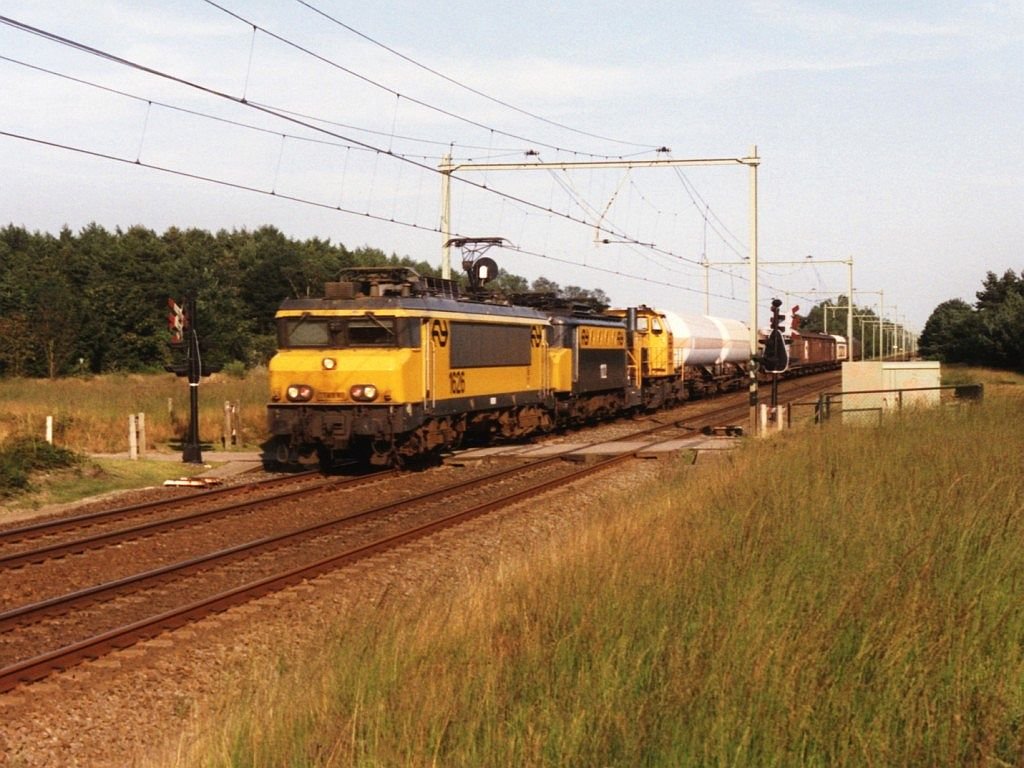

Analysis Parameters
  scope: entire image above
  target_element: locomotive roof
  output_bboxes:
[275,267,628,324]
[276,265,548,321]
[277,294,550,321]
[790,329,839,341]
[548,312,626,328]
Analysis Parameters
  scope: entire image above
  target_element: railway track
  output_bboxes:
[0,470,387,566]
[0,371,838,692]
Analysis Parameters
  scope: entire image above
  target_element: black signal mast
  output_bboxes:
[166,296,219,464]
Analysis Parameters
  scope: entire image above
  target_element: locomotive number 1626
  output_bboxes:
[449,370,466,394]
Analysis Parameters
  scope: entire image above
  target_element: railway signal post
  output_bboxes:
[761,298,790,419]
[166,296,221,464]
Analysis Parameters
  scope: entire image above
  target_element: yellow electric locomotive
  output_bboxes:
[265,267,552,467]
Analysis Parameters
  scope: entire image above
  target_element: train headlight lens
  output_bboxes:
[350,384,378,402]
[322,357,337,370]
[286,384,314,402]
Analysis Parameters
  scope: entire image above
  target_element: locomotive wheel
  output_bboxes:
[260,438,317,472]
[369,438,400,467]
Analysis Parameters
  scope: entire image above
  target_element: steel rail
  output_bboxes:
[0,443,642,691]
[0,473,390,569]
[0,453,579,631]
[0,470,321,543]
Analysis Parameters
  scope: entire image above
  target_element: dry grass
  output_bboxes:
[166,379,1024,767]
[0,370,268,453]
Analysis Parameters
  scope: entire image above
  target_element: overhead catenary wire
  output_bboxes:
[290,0,656,151]
[499,242,748,304]
[1,123,756,308]
[0,128,442,235]
[216,0,752,253]
[0,11,803,305]
[0,14,664,251]
[0,50,525,162]
[1,50,728,295]
[0,53,380,157]
[201,0,658,160]
[671,165,747,261]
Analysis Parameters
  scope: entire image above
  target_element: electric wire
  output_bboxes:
[5,123,747,299]
[0,13,798,305]
[0,13,665,252]
[202,1,654,160]
[671,166,748,261]
[0,50,536,163]
[0,128,442,235]
[0,53,377,158]
[291,0,657,150]
[501,242,747,305]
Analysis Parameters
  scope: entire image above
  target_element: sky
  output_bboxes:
[1,0,1021,333]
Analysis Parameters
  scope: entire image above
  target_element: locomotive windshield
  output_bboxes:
[278,313,415,348]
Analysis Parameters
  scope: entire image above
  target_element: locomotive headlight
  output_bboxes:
[286,384,314,402]
[321,357,337,370]
[350,384,379,402]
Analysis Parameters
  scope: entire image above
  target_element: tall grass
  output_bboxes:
[172,387,1023,767]
[0,370,268,452]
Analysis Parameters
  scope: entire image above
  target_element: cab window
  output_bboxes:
[278,314,413,348]
[347,317,395,345]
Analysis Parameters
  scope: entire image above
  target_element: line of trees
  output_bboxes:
[3,222,1016,377]
[775,269,1022,372]
[0,223,607,378]
[0,223,425,378]
[917,269,1024,371]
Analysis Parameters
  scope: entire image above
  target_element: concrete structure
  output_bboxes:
[840,361,942,424]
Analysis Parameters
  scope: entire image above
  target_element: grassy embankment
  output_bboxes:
[0,370,268,512]
[0,369,269,453]
[156,370,1024,767]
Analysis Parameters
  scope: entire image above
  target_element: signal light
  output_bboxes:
[167,298,186,343]
[770,298,785,333]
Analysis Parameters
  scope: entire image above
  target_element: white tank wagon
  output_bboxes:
[660,310,751,397]
[661,310,751,367]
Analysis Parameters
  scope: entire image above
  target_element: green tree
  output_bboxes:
[164,227,254,369]
[491,270,529,297]
[980,291,1024,371]
[102,225,171,372]
[235,226,308,337]
[530,276,561,294]
[975,269,1024,311]
[564,285,609,305]
[918,299,983,364]
[0,229,83,377]
[72,223,126,372]
[0,312,34,376]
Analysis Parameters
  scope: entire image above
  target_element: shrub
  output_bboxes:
[222,360,248,379]
[0,435,82,498]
